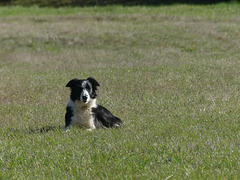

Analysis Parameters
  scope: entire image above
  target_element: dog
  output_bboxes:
[64,77,123,131]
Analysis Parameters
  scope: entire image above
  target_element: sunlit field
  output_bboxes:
[0,4,240,179]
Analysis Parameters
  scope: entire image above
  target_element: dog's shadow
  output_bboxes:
[29,125,62,134]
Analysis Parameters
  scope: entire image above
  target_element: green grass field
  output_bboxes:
[0,3,240,179]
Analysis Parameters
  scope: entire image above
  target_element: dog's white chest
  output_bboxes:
[69,100,96,130]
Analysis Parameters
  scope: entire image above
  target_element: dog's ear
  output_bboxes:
[87,77,100,90]
[66,78,78,88]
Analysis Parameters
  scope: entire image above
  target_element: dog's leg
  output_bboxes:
[65,106,74,131]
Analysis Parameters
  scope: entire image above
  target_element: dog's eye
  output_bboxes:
[86,84,90,90]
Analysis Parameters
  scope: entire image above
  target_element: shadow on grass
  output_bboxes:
[28,125,63,134]
[2,125,63,140]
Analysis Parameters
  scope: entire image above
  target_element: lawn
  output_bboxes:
[0,3,240,179]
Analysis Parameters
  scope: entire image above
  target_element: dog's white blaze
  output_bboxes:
[67,98,97,130]
[80,81,90,103]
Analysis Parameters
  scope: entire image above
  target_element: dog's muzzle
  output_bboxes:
[82,95,88,103]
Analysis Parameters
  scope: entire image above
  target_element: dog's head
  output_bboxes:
[66,77,100,104]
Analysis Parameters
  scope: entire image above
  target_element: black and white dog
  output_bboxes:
[64,77,122,131]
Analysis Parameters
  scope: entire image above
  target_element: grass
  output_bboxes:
[0,3,240,179]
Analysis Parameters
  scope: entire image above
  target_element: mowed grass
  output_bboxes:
[0,4,240,179]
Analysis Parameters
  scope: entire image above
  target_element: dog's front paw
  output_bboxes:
[63,126,71,132]
[86,128,94,132]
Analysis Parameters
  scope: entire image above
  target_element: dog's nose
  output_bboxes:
[82,96,87,101]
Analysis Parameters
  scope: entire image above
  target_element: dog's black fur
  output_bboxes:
[65,77,122,130]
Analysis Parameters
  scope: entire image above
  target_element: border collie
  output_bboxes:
[64,77,122,131]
